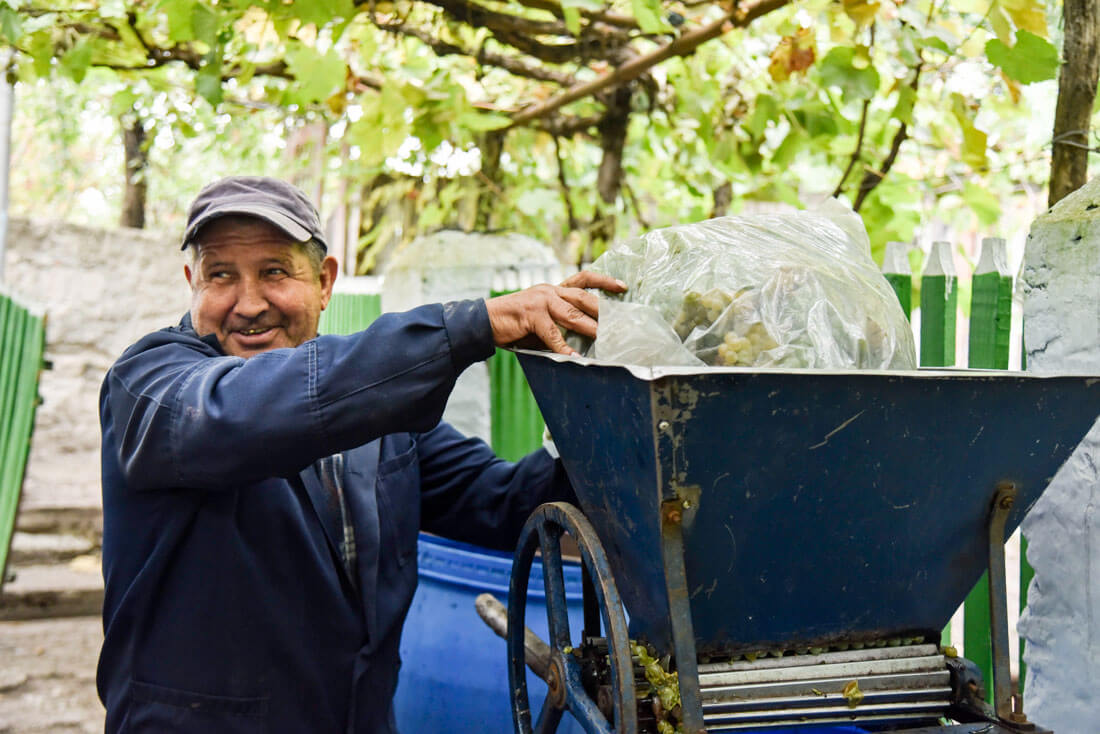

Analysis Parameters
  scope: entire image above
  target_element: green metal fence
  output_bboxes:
[0,291,46,587]
[883,237,1029,698]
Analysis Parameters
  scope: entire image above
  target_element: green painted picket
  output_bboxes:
[883,237,1029,699]
[318,291,382,336]
[487,290,545,461]
[0,291,46,588]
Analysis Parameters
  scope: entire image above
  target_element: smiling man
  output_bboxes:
[97,176,623,733]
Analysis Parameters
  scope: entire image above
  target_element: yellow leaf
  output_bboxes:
[843,0,880,26]
[989,6,1013,44]
[1000,0,1048,37]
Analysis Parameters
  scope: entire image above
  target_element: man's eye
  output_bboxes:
[264,268,289,278]
[207,270,232,280]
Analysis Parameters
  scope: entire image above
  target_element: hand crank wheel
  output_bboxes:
[508,502,636,734]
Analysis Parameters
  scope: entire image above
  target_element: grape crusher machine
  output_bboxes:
[483,351,1100,734]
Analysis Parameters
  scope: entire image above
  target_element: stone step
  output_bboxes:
[0,558,103,621]
[9,532,96,565]
[15,506,102,540]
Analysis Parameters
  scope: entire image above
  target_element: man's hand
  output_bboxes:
[485,271,627,356]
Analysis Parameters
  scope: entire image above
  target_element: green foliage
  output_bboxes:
[986,30,1060,84]
[819,46,881,100]
[3,0,1070,270]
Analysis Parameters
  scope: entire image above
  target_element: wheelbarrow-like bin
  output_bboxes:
[500,350,1100,734]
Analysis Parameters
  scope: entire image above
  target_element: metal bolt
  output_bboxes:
[999,495,1015,509]
[664,507,682,524]
[658,420,670,431]
[682,499,692,509]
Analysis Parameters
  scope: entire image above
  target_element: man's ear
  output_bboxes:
[319,256,339,310]
[184,263,195,288]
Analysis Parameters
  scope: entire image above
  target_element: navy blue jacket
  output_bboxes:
[98,301,573,733]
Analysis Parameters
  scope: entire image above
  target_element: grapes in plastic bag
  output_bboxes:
[580,201,916,369]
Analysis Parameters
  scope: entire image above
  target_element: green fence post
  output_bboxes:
[920,240,957,367]
[961,236,1014,701]
[487,290,545,461]
[968,237,1013,370]
[918,241,956,647]
[318,291,382,336]
[882,241,912,318]
[487,348,545,461]
[0,295,46,586]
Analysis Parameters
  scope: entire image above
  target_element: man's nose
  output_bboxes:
[234,277,269,318]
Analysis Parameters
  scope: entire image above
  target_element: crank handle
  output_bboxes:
[475,593,553,682]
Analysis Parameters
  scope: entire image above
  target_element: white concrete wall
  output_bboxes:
[1018,177,1100,732]
[3,218,188,510]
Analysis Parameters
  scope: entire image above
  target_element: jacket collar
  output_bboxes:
[177,312,227,356]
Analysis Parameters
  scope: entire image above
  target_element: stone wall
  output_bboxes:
[1018,178,1100,731]
[3,217,189,511]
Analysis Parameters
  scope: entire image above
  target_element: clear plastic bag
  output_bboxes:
[581,201,917,369]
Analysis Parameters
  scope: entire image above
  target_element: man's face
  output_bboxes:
[185,217,338,358]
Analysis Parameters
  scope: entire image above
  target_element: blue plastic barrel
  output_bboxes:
[395,535,869,734]
[395,534,586,733]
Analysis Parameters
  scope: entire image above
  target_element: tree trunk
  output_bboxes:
[596,85,632,204]
[476,130,506,231]
[120,116,147,229]
[1049,0,1100,208]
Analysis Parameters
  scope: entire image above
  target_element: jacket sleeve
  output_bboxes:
[416,421,577,550]
[102,301,494,490]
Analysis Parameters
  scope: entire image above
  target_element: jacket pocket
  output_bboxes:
[376,445,420,567]
[126,679,268,732]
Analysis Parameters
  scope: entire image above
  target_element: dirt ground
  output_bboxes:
[0,617,104,733]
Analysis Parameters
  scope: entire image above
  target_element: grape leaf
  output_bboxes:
[59,40,94,83]
[0,5,21,43]
[285,43,347,105]
[962,182,1001,226]
[191,3,219,48]
[291,0,357,28]
[630,0,666,34]
[985,30,1059,84]
[195,50,224,106]
[819,47,880,100]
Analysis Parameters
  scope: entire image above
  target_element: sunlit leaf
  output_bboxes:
[890,85,916,125]
[951,93,988,170]
[290,0,357,29]
[59,40,94,83]
[285,42,347,104]
[153,0,196,43]
[819,46,880,100]
[842,0,880,26]
[191,2,219,48]
[985,30,1059,84]
[28,31,53,77]
[110,87,140,117]
[457,111,512,131]
[745,94,778,138]
[195,53,224,106]
[962,182,1001,226]
[630,0,666,34]
[1000,0,1048,37]
[562,5,581,35]
[0,5,22,43]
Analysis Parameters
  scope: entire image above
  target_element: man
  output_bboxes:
[97,176,624,732]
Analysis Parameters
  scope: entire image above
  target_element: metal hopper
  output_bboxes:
[501,350,1100,734]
